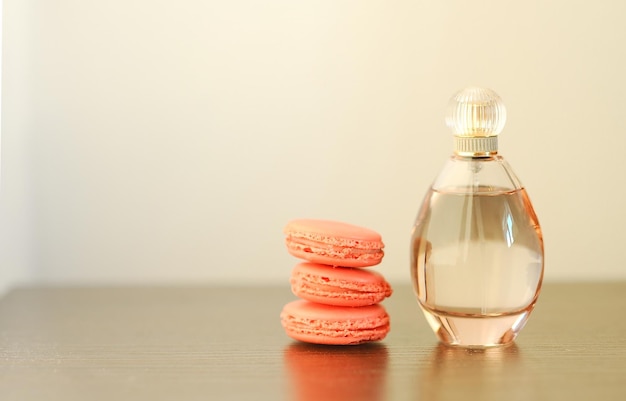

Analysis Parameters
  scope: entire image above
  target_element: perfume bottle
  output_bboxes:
[410,87,544,348]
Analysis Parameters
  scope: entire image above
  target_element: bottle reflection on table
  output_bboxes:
[417,343,537,401]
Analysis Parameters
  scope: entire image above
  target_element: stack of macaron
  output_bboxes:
[280,219,392,345]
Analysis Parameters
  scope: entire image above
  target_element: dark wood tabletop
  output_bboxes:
[1,282,625,400]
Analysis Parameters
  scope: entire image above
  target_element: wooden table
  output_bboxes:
[1,283,625,400]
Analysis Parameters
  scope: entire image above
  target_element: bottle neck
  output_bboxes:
[433,153,522,193]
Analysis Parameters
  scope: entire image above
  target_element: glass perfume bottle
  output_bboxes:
[410,87,544,348]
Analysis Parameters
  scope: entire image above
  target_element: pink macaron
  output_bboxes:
[283,219,384,268]
[281,300,390,345]
[290,262,392,307]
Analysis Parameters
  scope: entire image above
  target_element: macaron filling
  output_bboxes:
[292,282,387,303]
[284,231,383,251]
[285,237,384,262]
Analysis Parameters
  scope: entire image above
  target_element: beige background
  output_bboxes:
[2,0,625,294]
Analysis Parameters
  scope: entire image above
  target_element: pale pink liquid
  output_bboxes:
[411,187,544,347]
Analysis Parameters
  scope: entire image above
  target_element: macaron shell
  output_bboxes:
[284,219,384,268]
[284,219,383,245]
[290,262,392,307]
[280,300,390,345]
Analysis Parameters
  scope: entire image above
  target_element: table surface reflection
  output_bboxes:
[1,283,625,400]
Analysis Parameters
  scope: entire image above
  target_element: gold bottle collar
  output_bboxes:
[454,136,498,157]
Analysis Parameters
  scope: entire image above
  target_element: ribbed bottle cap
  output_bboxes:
[446,87,506,157]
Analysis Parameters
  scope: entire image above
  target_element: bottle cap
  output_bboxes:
[446,87,506,157]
